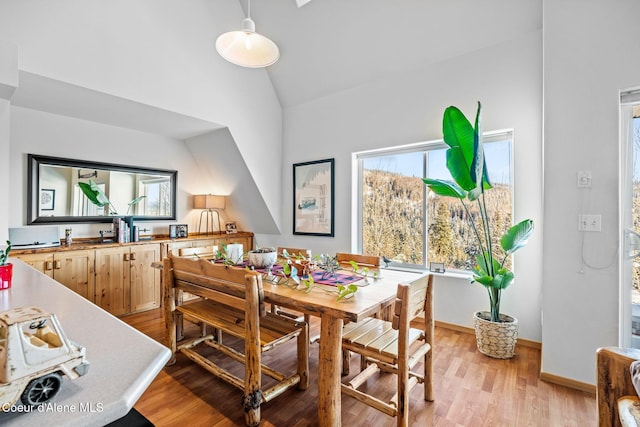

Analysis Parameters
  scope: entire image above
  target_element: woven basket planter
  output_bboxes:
[473,311,519,359]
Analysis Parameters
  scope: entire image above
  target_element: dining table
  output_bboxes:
[258,263,427,427]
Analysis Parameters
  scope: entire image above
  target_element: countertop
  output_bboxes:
[0,259,171,426]
[11,231,254,254]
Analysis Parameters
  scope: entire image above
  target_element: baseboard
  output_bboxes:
[435,320,542,350]
[539,372,596,395]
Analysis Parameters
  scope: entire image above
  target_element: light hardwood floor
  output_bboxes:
[124,309,596,426]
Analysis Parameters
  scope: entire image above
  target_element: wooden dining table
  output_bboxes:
[260,266,427,427]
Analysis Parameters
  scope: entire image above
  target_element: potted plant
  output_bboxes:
[247,247,277,269]
[423,102,534,359]
[0,240,12,290]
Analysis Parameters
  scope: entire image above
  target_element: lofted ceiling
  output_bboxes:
[244,0,542,108]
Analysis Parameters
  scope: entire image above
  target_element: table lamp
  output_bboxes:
[193,194,226,235]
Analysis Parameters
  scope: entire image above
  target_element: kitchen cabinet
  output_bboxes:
[95,244,160,316]
[14,250,95,300]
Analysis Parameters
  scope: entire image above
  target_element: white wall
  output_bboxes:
[261,31,544,342]
[0,0,283,231]
[542,0,640,385]
[0,41,18,243]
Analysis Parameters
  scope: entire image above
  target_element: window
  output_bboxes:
[356,131,513,272]
[138,177,171,216]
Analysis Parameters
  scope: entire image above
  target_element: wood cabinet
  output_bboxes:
[14,232,251,317]
[15,250,95,300]
[130,244,161,313]
[95,244,160,316]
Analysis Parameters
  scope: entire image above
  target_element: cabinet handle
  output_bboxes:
[45,261,53,271]
[130,253,136,261]
[54,260,61,270]
[124,253,130,261]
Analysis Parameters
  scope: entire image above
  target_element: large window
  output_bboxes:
[356,131,513,272]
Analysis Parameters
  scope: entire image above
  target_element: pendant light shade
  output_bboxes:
[216,1,279,68]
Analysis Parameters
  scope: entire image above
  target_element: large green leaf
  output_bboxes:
[442,106,476,192]
[422,178,466,199]
[501,219,534,255]
[442,103,492,200]
[78,181,108,207]
[468,102,487,201]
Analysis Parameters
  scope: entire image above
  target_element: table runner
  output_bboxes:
[212,260,363,286]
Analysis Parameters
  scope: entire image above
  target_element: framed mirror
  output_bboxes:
[27,154,177,224]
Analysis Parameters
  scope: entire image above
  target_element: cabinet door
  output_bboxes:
[95,247,130,316]
[130,244,160,313]
[14,253,54,277]
[53,250,95,301]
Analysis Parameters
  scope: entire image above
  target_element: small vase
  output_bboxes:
[0,263,13,290]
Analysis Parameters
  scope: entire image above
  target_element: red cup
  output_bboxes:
[0,264,13,290]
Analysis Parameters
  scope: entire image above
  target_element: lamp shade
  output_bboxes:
[215,17,279,68]
[193,194,226,210]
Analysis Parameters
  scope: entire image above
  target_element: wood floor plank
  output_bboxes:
[123,308,596,426]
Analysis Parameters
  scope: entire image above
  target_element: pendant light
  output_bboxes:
[215,0,280,68]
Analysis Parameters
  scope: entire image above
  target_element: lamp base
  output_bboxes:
[198,209,221,235]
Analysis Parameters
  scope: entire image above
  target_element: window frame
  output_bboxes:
[354,129,514,273]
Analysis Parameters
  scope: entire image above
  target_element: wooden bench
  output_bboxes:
[163,255,309,426]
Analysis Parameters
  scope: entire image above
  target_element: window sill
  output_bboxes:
[382,265,473,280]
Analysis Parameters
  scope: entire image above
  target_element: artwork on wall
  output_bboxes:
[40,189,55,211]
[293,158,335,237]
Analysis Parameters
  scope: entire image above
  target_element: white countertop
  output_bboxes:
[0,259,170,426]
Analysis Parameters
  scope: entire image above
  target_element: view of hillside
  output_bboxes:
[362,169,513,271]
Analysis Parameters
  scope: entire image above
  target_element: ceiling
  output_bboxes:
[245,0,542,108]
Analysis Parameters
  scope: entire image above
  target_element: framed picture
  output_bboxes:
[429,262,445,273]
[40,189,55,211]
[293,158,335,236]
[169,224,188,239]
[225,222,238,234]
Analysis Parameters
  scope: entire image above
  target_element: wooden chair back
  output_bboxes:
[166,254,266,316]
[277,247,311,259]
[336,252,381,268]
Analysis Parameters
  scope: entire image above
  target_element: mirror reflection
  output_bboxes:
[28,154,177,224]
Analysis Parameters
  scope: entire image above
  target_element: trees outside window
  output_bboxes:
[357,132,513,272]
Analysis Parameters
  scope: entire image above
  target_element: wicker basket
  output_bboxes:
[473,311,519,359]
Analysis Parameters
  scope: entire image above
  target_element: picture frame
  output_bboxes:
[169,224,188,239]
[293,158,335,237]
[225,222,238,234]
[429,262,446,274]
[40,189,55,211]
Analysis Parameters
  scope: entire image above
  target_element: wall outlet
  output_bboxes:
[578,214,601,232]
[577,171,592,188]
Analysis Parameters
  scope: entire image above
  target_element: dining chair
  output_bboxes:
[335,252,381,269]
[340,273,434,427]
[277,247,311,260]
[163,255,309,426]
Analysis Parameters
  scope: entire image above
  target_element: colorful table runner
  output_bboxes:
[212,260,363,286]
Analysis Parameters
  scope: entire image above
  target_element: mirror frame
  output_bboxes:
[27,154,178,224]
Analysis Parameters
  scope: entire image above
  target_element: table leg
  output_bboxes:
[318,313,343,427]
